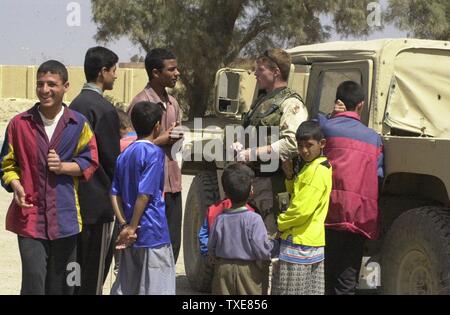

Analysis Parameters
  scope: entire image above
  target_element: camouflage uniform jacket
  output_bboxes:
[243,87,308,160]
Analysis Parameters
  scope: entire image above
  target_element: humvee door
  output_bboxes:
[305,60,373,125]
[287,64,310,100]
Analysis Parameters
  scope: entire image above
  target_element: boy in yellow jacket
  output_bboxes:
[271,120,332,295]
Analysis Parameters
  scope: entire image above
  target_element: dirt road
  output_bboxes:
[0,171,202,295]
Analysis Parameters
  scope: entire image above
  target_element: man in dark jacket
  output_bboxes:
[70,46,121,295]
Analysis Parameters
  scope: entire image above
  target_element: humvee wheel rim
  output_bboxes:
[398,250,435,295]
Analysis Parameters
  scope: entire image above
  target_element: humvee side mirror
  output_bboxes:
[217,71,240,114]
[214,68,257,119]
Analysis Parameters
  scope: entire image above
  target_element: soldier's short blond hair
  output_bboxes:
[257,48,291,81]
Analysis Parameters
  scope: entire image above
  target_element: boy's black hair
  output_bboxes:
[221,163,255,205]
[296,120,324,142]
[84,46,119,82]
[145,48,176,80]
[37,60,68,83]
[336,81,365,111]
[117,108,132,130]
[130,102,163,137]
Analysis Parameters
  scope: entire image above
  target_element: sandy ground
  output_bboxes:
[0,189,21,295]
[0,98,36,122]
[0,99,203,294]
[0,175,199,295]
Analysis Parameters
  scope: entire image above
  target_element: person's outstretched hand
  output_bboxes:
[155,122,181,146]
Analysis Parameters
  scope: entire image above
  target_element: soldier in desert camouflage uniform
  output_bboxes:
[235,48,308,235]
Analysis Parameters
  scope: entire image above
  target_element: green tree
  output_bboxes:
[92,0,376,119]
[386,0,450,40]
[130,54,140,63]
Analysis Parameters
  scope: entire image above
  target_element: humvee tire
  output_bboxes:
[183,172,220,292]
[381,207,450,294]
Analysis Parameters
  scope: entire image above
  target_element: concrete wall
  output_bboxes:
[0,65,149,106]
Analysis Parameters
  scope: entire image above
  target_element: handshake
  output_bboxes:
[230,142,256,163]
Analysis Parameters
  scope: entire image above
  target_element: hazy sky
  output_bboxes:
[0,0,407,66]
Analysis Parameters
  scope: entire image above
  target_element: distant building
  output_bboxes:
[119,62,145,69]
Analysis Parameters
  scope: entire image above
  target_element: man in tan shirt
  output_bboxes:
[128,48,183,262]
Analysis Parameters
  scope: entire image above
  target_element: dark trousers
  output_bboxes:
[165,192,182,263]
[75,222,114,295]
[18,235,77,295]
[325,229,365,295]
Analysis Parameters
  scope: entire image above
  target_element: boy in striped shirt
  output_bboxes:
[0,60,98,295]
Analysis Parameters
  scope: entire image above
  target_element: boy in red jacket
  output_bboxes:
[318,81,384,295]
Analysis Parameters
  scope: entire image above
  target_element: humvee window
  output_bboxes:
[315,70,362,115]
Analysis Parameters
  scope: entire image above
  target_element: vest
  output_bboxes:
[242,87,303,176]
[243,87,303,129]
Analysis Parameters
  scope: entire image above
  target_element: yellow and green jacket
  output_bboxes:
[278,156,332,247]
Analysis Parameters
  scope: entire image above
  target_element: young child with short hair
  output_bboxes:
[271,120,332,295]
[117,108,137,152]
[208,163,274,295]
[110,101,175,295]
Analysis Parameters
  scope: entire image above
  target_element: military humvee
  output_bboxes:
[181,39,450,294]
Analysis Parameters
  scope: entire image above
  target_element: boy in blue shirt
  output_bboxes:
[110,101,175,295]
